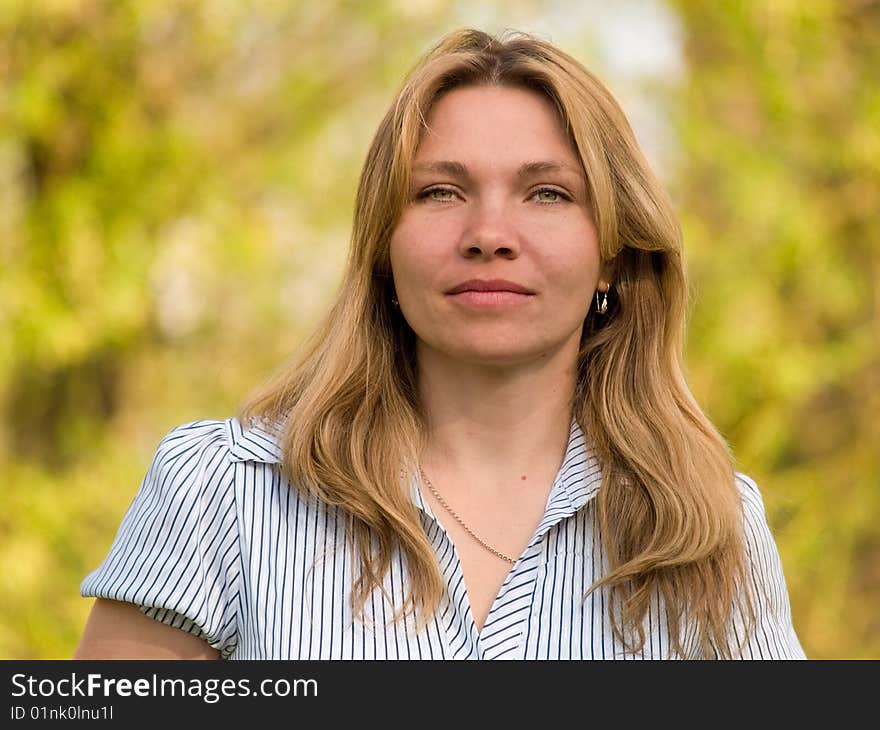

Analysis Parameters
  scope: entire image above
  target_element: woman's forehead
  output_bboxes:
[420,84,565,135]
[411,86,582,172]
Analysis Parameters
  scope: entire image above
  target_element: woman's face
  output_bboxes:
[389,84,607,369]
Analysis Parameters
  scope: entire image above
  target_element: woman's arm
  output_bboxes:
[73,599,220,660]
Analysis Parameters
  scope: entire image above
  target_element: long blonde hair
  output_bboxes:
[239,28,754,657]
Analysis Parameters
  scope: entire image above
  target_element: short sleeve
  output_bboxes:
[714,473,807,659]
[80,420,240,659]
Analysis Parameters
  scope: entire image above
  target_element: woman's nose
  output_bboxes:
[458,198,521,259]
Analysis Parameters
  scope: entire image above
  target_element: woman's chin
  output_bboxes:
[433,343,558,370]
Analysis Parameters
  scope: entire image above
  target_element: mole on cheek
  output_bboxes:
[521,475,527,481]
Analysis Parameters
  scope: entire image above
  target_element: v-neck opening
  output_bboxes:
[405,416,604,659]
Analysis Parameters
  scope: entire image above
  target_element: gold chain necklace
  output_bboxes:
[417,465,517,564]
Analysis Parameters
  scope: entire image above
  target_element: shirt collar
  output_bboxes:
[226,417,284,464]
[228,415,605,521]
[533,416,604,535]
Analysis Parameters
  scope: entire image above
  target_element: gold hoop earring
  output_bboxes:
[595,289,608,314]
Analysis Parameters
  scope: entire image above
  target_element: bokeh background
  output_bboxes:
[1,0,877,659]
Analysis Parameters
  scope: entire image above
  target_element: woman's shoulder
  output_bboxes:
[154,416,284,467]
[732,470,777,534]
[729,472,806,658]
[129,416,286,510]
[732,471,777,523]
[731,471,789,573]
[733,471,763,503]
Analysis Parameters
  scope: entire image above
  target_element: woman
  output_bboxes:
[75,28,805,659]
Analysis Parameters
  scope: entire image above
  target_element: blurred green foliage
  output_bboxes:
[670,0,879,659]
[1,0,876,658]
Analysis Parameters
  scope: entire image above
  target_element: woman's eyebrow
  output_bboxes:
[411,160,470,178]
[411,159,582,180]
[516,160,582,179]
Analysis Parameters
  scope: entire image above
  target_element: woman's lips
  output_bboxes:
[447,290,535,307]
[446,278,535,295]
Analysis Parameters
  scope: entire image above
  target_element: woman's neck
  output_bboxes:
[415,342,577,491]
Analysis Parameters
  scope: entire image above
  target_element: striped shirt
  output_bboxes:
[81,417,806,659]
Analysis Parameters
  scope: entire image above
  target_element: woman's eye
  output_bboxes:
[534,188,568,203]
[419,187,456,202]
[415,186,569,203]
